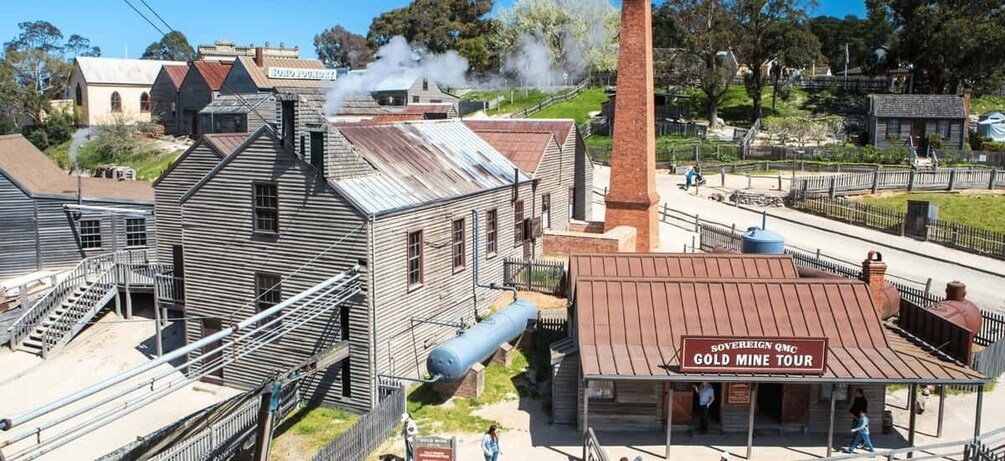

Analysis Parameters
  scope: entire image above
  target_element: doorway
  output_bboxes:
[690,383,722,429]
[911,120,926,154]
[200,318,224,384]
[757,383,784,424]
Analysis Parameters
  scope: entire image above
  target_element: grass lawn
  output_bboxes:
[269,406,358,461]
[43,140,72,170]
[971,96,1005,116]
[855,192,1005,232]
[132,149,182,181]
[689,85,813,127]
[529,87,609,124]
[462,88,557,116]
[407,348,532,434]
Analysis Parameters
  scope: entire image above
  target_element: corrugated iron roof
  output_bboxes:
[569,253,800,281]
[0,134,153,202]
[464,119,575,146]
[191,60,232,90]
[237,56,328,90]
[373,72,419,92]
[75,56,185,85]
[403,104,453,114]
[471,130,554,174]
[370,113,425,123]
[334,121,529,215]
[200,93,275,115]
[162,64,189,89]
[202,133,251,156]
[575,277,983,383]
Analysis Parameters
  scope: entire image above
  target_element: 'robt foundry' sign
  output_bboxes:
[415,436,456,461]
[679,336,828,375]
[267,67,340,80]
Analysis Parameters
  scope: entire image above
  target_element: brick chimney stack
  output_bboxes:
[946,281,966,301]
[254,47,264,67]
[962,87,973,120]
[861,250,889,316]
[603,0,660,251]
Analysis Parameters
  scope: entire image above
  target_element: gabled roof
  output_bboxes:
[871,94,967,119]
[470,130,554,174]
[402,104,453,115]
[463,119,576,147]
[189,60,232,90]
[235,56,327,90]
[200,93,276,115]
[0,134,153,202]
[333,121,530,215]
[575,277,983,383]
[75,56,186,86]
[161,64,189,89]
[203,133,252,156]
[373,73,419,92]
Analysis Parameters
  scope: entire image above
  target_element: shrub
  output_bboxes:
[24,112,75,150]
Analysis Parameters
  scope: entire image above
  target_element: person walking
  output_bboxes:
[683,166,696,191]
[844,410,875,453]
[400,413,417,461]
[482,425,501,461]
[693,382,715,434]
[848,388,867,447]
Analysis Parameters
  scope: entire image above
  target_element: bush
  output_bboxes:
[24,112,75,150]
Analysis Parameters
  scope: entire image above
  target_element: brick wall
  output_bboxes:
[543,226,636,255]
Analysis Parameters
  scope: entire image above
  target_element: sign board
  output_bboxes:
[267,67,339,80]
[726,383,752,405]
[679,336,828,375]
[415,436,456,461]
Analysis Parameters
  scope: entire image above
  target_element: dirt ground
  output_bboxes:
[488,291,567,314]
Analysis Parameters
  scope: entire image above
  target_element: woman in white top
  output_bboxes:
[481,425,501,461]
[401,413,417,461]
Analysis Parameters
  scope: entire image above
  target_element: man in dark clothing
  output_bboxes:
[694,382,715,434]
[849,388,868,446]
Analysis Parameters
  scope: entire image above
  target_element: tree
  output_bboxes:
[807,12,893,76]
[64,34,101,58]
[314,25,373,69]
[656,0,738,129]
[732,0,814,124]
[873,0,1005,94]
[767,21,820,112]
[456,37,493,73]
[367,0,496,54]
[142,31,195,61]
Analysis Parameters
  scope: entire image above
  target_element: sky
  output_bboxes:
[1,0,868,60]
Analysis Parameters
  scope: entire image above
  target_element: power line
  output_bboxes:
[122,0,166,36]
[138,0,175,33]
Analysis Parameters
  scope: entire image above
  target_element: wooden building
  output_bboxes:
[154,119,582,411]
[868,94,968,151]
[370,73,459,107]
[175,61,233,136]
[69,57,185,126]
[196,40,300,62]
[553,252,986,459]
[0,134,156,279]
[149,64,189,136]
[198,94,277,134]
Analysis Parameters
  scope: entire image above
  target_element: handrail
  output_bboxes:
[816,425,1005,460]
[40,265,117,357]
[585,427,610,461]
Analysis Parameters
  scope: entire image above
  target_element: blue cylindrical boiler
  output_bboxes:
[741,226,785,254]
[426,299,538,382]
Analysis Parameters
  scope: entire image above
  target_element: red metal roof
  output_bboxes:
[569,253,800,281]
[162,64,189,89]
[464,119,575,146]
[403,104,453,114]
[202,133,251,156]
[370,113,425,123]
[575,277,983,383]
[471,130,554,174]
[191,60,232,90]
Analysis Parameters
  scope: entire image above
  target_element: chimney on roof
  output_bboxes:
[254,47,264,67]
[946,281,966,301]
[962,87,973,119]
[861,250,890,318]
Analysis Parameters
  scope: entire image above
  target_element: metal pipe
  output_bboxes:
[665,386,673,460]
[471,210,517,305]
[0,268,359,432]
[153,295,163,357]
[61,204,152,216]
[747,383,757,460]
[908,383,918,458]
[975,386,984,438]
[376,374,443,384]
[937,385,946,438]
[369,214,380,406]
[827,384,837,457]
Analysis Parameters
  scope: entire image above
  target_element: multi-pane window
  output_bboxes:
[486,209,498,256]
[569,187,575,219]
[888,119,900,138]
[140,92,151,112]
[407,230,423,288]
[255,272,282,329]
[79,220,101,249]
[412,96,420,103]
[253,182,279,233]
[452,218,466,271]
[513,200,525,246]
[110,92,122,112]
[937,120,951,139]
[541,193,551,229]
[126,218,147,247]
[588,380,616,402]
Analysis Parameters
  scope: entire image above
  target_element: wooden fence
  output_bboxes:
[311,385,407,461]
[507,78,591,119]
[503,258,567,296]
[978,311,1005,347]
[588,143,744,166]
[792,168,1005,197]
[973,338,1005,383]
[740,118,761,158]
[927,218,1005,259]
[537,317,570,356]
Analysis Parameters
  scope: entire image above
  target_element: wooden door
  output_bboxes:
[912,120,926,152]
[172,245,185,278]
[672,388,693,424]
[781,384,810,424]
[201,318,224,382]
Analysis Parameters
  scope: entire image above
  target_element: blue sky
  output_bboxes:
[1,1,867,60]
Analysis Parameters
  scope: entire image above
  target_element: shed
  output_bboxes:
[977,111,1005,142]
[868,94,968,150]
[149,64,189,135]
[177,61,233,136]
[199,93,277,134]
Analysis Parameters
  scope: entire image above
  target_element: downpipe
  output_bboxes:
[471,210,518,314]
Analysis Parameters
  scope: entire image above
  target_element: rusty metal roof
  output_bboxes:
[403,104,453,114]
[202,133,251,156]
[575,277,984,383]
[471,130,555,174]
[162,64,189,89]
[569,253,800,281]
[236,56,328,90]
[334,121,529,215]
[464,119,575,146]
[190,60,232,90]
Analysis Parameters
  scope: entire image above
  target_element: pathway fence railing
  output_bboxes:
[503,258,567,297]
[792,168,1005,197]
[584,427,611,461]
[311,385,407,461]
[818,425,1005,461]
[507,78,591,119]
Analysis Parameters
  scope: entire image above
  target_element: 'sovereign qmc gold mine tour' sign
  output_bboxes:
[679,336,828,375]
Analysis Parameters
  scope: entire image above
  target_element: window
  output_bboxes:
[110,92,122,112]
[513,200,525,246]
[74,83,82,106]
[486,209,498,257]
[588,380,615,402]
[452,218,466,271]
[938,120,951,139]
[310,131,325,175]
[820,384,849,403]
[126,218,147,247]
[887,119,900,137]
[79,220,101,249]
[412,95,420,104]
[422,79,429,91]
[407,230,424,288]
[569,187,575,219]
[140,92,150,112]
[255,272,282,329]
[541,194,551,229]
[341,360,352,398]
[253,182,279,234]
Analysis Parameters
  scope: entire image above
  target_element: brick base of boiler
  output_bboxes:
[544,221,637,255]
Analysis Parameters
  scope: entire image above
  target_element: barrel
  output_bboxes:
[427,299,539,382]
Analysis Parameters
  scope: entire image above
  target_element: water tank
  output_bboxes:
[741,227,785,255]
[427,299,539,382]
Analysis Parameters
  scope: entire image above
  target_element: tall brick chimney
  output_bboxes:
[603,0,660,252]
[962,87,973,120]
[254,47,264,67]
[861,250,894,318]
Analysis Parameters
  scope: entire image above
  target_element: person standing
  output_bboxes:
[845,410,875,453]
[482,425,501,461]
[693,382,715,434]
[401,413,417,461]
[848,388,867,446]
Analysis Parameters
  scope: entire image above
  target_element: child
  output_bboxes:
[844,410,875,453]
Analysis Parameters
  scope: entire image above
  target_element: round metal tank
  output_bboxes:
[741,227,785,255]
[427,299,539,382]
[932,282,982,339]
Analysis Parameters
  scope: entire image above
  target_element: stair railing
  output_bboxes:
[40,264,117,357]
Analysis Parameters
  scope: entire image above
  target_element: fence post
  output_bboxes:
[925,278,933,296]
[524,259,532,291]
[949,169,957,191]
[872,171,880,193]
[909,170,916,192]
[746,174,752,190]
[990,170,997,190]
[720,168,726,187]
[662,203,668,223]
[777,175,782,190]
[829,176,837,199]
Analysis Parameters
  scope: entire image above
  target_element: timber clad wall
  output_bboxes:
[570,127,593,221]
[870,117,966,150]
[552,353,579,424]
[536,138,572,233]
[406,79,459,105]
[154,143,223,264]
[179,72,215,136]
[150,72,180,136]
[218,62,260,95]
[0,172,39,276]
[181,131,373,411]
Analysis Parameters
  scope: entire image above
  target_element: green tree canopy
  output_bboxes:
[314,25,374,69]
[141,31,195,61]
[367,0,496,53]
[496,0,620,75]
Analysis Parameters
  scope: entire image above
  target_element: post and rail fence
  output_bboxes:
[506,78,592,119]
[792,168,1005,198]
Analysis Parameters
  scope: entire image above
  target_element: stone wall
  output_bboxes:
[730,190,786,207]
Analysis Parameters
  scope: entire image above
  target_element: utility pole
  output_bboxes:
[844,43,849,79]
[252,381,281,461]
